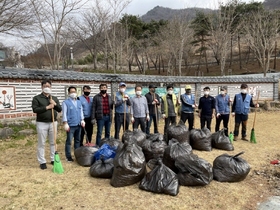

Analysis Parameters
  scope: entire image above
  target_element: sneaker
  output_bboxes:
[67,157,74,162]
[241,137,249,141]
[40,163,47,170]
[51,161,54,165]
[234,136,238,141]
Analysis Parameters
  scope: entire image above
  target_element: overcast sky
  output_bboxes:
[125,0,264,16]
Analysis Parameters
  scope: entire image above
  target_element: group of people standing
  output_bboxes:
[32,80,258,170]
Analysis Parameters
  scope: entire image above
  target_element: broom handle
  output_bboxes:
[252,90,260,129]
[153,93,158,130]
[50,96,57,152]
[110,93,116,137]
[193,88,197,129]
[123,99,126,132]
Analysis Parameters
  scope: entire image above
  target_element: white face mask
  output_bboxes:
[69,93,77,99]
[136,91,142,96]
[168,90,173,95]
[204,91,209,95]
[241,89,247,94]
[43,87,51,94]
[220,91,225,95]
[119,88,125,93]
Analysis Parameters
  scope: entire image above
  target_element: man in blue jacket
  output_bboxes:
[180,85,197,130]
[114,82,131,139]
[62,86,85,161]
[232,84,259,141]
[215,86,231,136]
[78,85,93,146]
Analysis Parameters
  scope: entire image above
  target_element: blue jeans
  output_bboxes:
[96,115,111,146]
[146,114,159,134]
[65,125,81,158]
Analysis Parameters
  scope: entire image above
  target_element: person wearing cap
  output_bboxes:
[198,86,215,131]
[180,85,197,130]
[145,84,160,134]
[232,83,259,141]
[91,84,114,146]
[130,85,149,132]
[161,84,180,142]
[114,82,131,139]
[215,86,231,136]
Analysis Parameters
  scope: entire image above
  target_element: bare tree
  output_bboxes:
[207,1,239,76]
[30,0,86,70]
[69,2,110,70]
[160,15,193,76]
[0,0,33,34]
[243,9,280,77]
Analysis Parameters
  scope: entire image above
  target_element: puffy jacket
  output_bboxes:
[91,93,113,120]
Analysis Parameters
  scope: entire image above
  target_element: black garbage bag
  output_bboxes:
[122,129,146,146]
[213,151,251,182]
[89,157,114,178]
[162,138,192,173]
[147,158,158,170]
[110,141,146,187]
[74,146,99,167]
[175,154,213,186]
[142,133,167,162]
[139,159,179,196]
[166,120,190,144]
[100,137,123,148]
[211,129,234,151]
[190,128,212,151]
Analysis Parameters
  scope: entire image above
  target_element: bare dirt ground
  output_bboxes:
[0,111,280,210]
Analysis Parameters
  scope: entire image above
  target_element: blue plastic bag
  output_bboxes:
[94,144,116,161]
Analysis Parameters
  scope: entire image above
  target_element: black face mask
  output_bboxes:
[101,90,107,94]
[185,90,191,94]
[150,89,155,93]
[84,92,90,96]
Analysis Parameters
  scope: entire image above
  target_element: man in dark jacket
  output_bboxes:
[198,86,215,131]
[145,84,160,134]
[32,79,62,170]
[91,84,114,146]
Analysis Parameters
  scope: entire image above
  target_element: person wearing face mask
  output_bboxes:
[161,85,180,142]
[232,83,259,141]
[62,86,85,162]
[180,85,197,131]
[198,86,215,131]
[130,85,149,132]
[32,80,62,170]
[114,82,131,139]
[91,84,114,146]
[215,86,231,136]
[145,84,160,135]
[77,85,93,146]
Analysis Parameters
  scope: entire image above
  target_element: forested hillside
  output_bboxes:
[263,0,280,9]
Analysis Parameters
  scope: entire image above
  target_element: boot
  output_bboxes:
[234,136,238,141]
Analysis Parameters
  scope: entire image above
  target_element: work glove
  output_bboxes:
[91,119,96,125]
[192,105,195,108]
[232,112,235,117]
[81,120,85,127]
[162,114,166,119]
[255,103,259,108]
[146,115,150,121]
[131,117,135,123]
[63,123,70,132]
[216,113,221,118]
[122,97,128,102]
[152,101,156,105]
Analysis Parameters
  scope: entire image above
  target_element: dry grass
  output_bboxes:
[0,111,280,210]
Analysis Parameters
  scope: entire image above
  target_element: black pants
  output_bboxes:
[133,117,146,133]
[215,114,229,136]
[200,115,212,131]
[80,117,93,146]
[234,114,248,137]
[146,114,159,134]
[180,112,194,131]
[164,116,176,142]
[114,113,130,140]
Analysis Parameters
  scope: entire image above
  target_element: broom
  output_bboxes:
[51,97,64,174]
[250,90,260,144]
[229,98,234,143]
[110,93,116,138]
[154,93,158,132]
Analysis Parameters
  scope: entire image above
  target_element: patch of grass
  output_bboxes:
[25,139,35,147]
